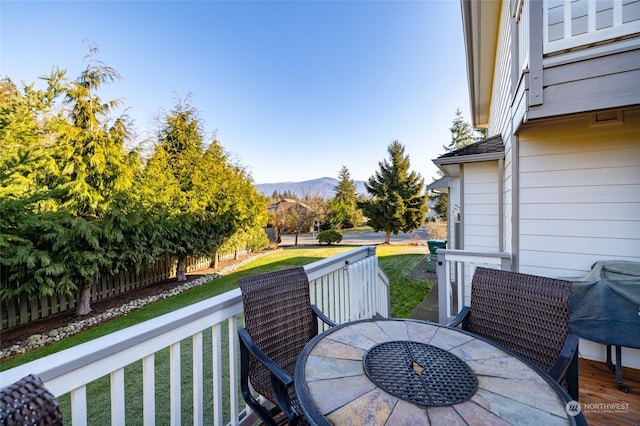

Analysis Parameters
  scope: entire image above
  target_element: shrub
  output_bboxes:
[426,220,447,240]
[317,230,342,245]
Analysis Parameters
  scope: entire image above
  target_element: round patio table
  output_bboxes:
[295,318,581,425]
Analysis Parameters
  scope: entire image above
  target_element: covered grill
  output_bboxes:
[569,260,640,392]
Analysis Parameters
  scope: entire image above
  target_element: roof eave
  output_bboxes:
[426,176,450,193]
[433,151,505,166]
[461,0,502,128]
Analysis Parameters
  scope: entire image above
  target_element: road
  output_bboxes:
[279,227,430,247]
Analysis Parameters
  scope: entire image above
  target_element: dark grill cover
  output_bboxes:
[569,260,640,349]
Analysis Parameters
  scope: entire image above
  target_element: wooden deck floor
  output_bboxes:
[579,358,640,425]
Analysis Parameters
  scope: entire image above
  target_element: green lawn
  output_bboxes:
[1,244,433,424]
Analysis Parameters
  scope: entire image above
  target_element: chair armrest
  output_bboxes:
[312,304,338,328]
[238,328,293,387]
[447,306,470,328]
[548,333,579,381]
[548,332,580,402]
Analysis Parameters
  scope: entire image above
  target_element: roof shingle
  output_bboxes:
[437,135,504,159]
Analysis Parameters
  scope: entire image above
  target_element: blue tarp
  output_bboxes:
[569,260,640,349]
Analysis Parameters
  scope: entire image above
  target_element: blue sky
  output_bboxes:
[1,0,470,185]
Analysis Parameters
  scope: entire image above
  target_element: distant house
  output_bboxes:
[267,198,313,233]
[266,198,310,215]
[433,0,640,367]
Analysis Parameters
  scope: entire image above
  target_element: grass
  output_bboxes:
[376,249,432,318]
[1,243,433,424]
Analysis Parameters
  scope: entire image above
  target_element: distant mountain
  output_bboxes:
[255,177,367,199]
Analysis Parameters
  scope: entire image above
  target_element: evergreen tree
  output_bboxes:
[327,166,362,229]
[0,48,139,316]
[431,109,479,219]
[51,45,137,315]
[144,101,260,281]
[193,140,266,266]
[0,153,78,302]
[149,99,207,281]
[0,76,75,304]
[217,166,269,262]
[443,108,475,152]
[357,141,427,243]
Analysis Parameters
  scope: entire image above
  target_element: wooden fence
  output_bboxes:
[0,253,238,332]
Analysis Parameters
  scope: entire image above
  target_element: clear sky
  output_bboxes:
[1,0,470,185]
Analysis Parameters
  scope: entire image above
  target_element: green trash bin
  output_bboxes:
[427,240,447,272]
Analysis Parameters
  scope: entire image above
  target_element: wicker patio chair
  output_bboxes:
[238,267,337,426]
[448,267,580,401]
[0,374,62,425]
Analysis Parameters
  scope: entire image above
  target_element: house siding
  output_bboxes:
[517,109,640,368]
[528,47,640,120]
[448,176,461,249]
[463,161,500,252]
[488,0,514,139]
[488,0,517,257]
[517,109,640,277]
[458,0,640,370]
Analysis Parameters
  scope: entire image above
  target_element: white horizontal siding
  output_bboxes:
[488,0,514,135]
[465,192,499,205]
[521,146,640,170]
[464,203,501,216]
[448,176,461,249]
[463,162,500,252]
[521,202,639,221]
[521,184,639,203]
[521,234,639,255]
[520,164,640,186]
[518,110,640,275]
[520,219,639,239]
[518,246,637,276]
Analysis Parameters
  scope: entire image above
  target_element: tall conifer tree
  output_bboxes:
[327,166,361,229]
[358,141,427,243]
[0,46,138,315]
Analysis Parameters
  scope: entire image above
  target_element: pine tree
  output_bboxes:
[327,166,362,229]
[430,109,479,219]
[357,141,427,243]
[443,108,475,152]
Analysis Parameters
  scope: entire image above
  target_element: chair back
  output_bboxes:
[466,267,572,374]
[239,267,317,402]
[0,374,62,425]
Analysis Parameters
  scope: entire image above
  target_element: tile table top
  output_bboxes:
[295,318,575,426]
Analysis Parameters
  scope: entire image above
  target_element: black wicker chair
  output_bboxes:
[448,267,580,401]
[238,267,337,426]
[0,374,62,425]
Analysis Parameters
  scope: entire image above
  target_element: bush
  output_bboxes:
[426,220,447,240]
[317,230,342,245]
[246,228,271,252]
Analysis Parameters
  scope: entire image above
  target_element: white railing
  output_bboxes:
[543,0,640,54]
[436,249,512,324]
[307,246,389,326]
[0,246,388,426]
